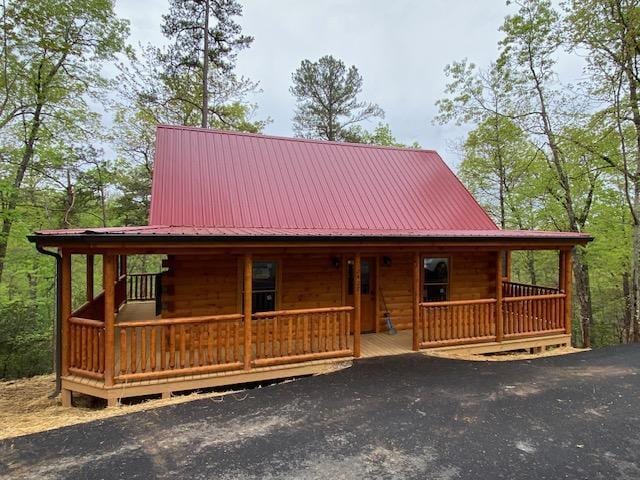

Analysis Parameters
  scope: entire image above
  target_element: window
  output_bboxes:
[423,257,449,302]
[252,261,277,313]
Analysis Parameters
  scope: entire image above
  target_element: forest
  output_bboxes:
[0,0,638,378]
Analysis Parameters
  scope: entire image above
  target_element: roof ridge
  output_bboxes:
[156,124,437,154]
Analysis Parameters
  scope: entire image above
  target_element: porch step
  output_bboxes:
[422,334,571,356]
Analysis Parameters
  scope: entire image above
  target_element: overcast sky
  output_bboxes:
[114,0,583,166]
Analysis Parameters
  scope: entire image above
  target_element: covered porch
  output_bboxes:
[52,240,576,407]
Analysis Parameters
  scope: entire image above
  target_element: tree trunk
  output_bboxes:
[632,221,640,342]
[526,251,536,285]
[0,102,43,284]
[201,0,210,128]
[573,246,593,348]
[623,270,632,343]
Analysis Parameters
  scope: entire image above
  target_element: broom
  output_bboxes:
[379,289,397,335]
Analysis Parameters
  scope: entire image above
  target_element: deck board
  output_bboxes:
[360,330,413,358]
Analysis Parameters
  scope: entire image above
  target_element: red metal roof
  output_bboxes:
[149,125,499,231]
[30,126,592,244]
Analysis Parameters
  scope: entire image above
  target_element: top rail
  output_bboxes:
[252,306,355,318]
[419,298,497,308]
[117,313,243,328]
[503,293,566,302]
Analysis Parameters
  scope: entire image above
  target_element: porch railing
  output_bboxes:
[418,299,497,348]
[64,305,356,384]
[503,293,566,338]
[68,317,105,380]
[418,290,568,348]
[503,281,559,298]
[127,273,157,302]
[252,306,354,367]
[114,313,244,382]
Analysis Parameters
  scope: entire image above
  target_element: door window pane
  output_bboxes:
[347,259,370,295]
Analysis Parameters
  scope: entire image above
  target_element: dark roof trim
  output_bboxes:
[28,232,593,246]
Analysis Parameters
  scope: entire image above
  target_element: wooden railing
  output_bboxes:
[503,281,559,298]
[73,292,105,321]
[127,273,157,301]
[114,313,244,382]
[503,293,566,338]
[251,306,354,367]
[418,299,497,348]
[68,317,105,379]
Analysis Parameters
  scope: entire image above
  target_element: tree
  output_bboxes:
[0,0,129,284]
[110,39,267,226]
[565,0,640,341]
[290,55,384,141]
[161,0,254,128]
[341,122,420,147]
[498,0,596,347]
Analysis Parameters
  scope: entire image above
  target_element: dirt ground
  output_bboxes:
[0,374,242,441]
[0,362,349,441]
[0,348,582,441]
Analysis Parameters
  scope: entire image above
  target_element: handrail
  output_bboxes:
[117,313,243,328]
[419,298,497,308]
[503,293,566,302]
[503,280,559,291]
[69,316,105,328]
[252,306,354,318]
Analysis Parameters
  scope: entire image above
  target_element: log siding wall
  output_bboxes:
[160,251,496,332]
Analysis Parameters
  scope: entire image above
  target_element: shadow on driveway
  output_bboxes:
[1,346,640,479]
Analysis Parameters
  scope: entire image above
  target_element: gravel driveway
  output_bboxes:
[1,345,639,480]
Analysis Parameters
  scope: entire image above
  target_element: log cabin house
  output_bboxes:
[29,125,592,407]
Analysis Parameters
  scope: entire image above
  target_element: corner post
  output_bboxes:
[495,251,503,343]
[243,254,253,370]
[60,250,72,378]
[413,252,420,351]
[86,254,94,302]
[103,254,116,387]
[353,253,361,357]
[563,249,573,336]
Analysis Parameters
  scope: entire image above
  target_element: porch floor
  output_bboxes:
[360,330,413,358]
[117,301,157,321]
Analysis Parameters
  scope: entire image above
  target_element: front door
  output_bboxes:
[346,257,376,333]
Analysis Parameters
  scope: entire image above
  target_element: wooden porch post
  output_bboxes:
[86,254,94,302]
[495,251,504,343]
[60,250,72,378]
[562,249,573,336]
[412,252,420,351]
[243,254,253,370]
[353,253,361,357]
[103,254,116,387]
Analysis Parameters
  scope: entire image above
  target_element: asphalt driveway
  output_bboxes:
[1,346,639,480]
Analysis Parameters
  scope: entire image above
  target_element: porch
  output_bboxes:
[60,247,573,406]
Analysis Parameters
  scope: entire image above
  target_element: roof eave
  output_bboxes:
[27,233,593,248]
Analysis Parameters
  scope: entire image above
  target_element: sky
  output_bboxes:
[114,0,583,166]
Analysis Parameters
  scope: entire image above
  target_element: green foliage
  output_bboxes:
[342,123,420,148]
[290,55,384,141]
